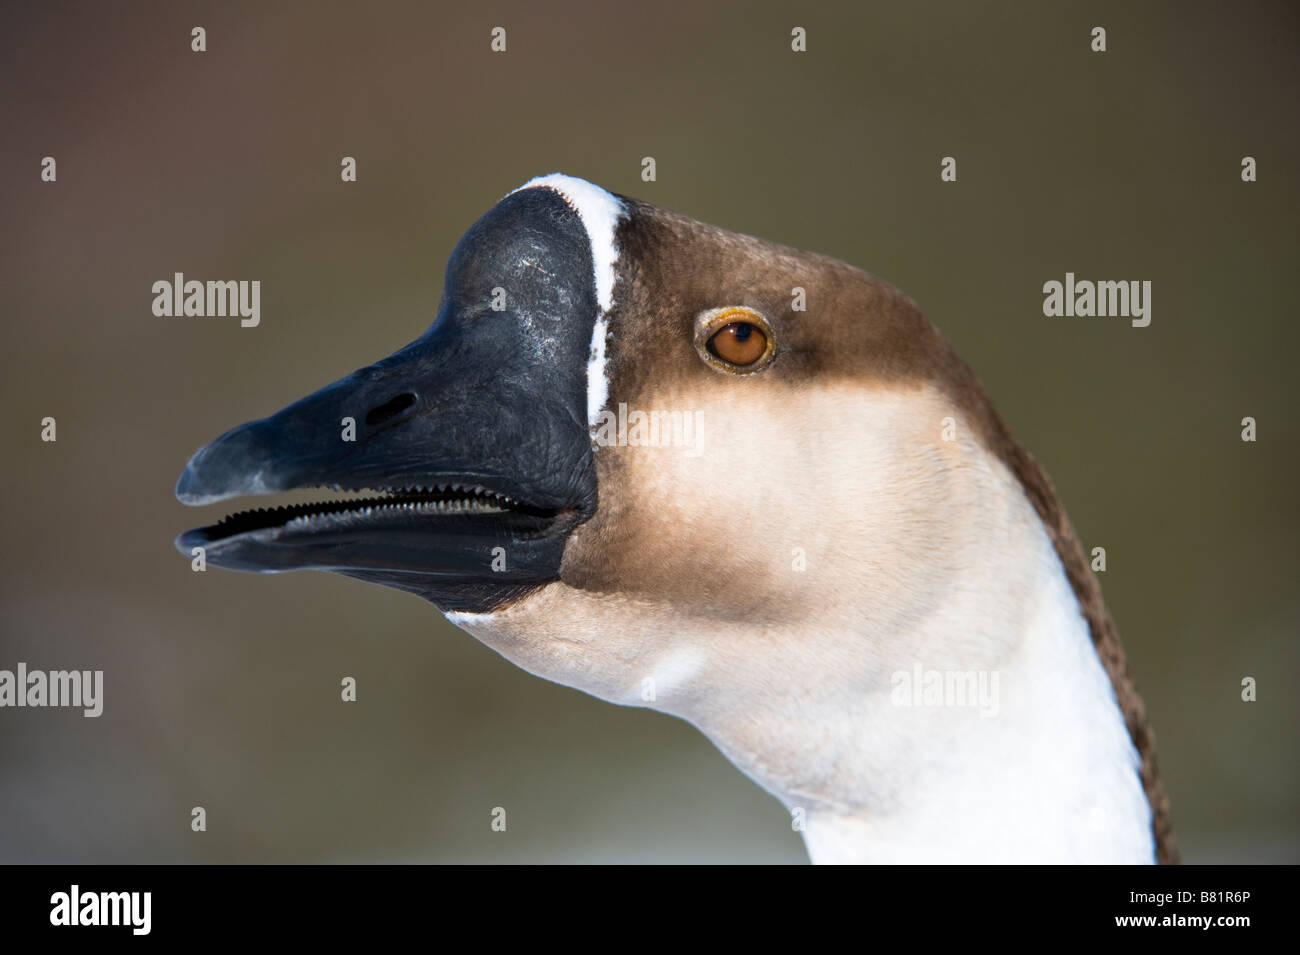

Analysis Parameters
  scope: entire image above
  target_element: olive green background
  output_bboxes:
[1,0,1296,862]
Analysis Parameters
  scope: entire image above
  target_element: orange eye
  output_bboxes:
[694,306,775,374]
[707,322,767,366]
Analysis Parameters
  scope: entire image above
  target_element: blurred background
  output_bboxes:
[1,0,1296,862]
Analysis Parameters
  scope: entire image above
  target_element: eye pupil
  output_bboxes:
[731,323,752,342]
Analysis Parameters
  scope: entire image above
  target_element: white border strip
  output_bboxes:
[509,174,625,427]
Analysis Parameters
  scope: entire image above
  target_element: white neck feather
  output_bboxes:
[789,533,1155,864]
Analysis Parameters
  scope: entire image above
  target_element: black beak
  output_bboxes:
[174,185,603,612]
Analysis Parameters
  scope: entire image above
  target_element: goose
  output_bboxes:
[175,173,1175,864]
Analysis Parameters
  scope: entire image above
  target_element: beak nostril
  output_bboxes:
[365,392,417,428]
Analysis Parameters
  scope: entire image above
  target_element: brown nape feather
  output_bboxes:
[943,354,1179,864]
